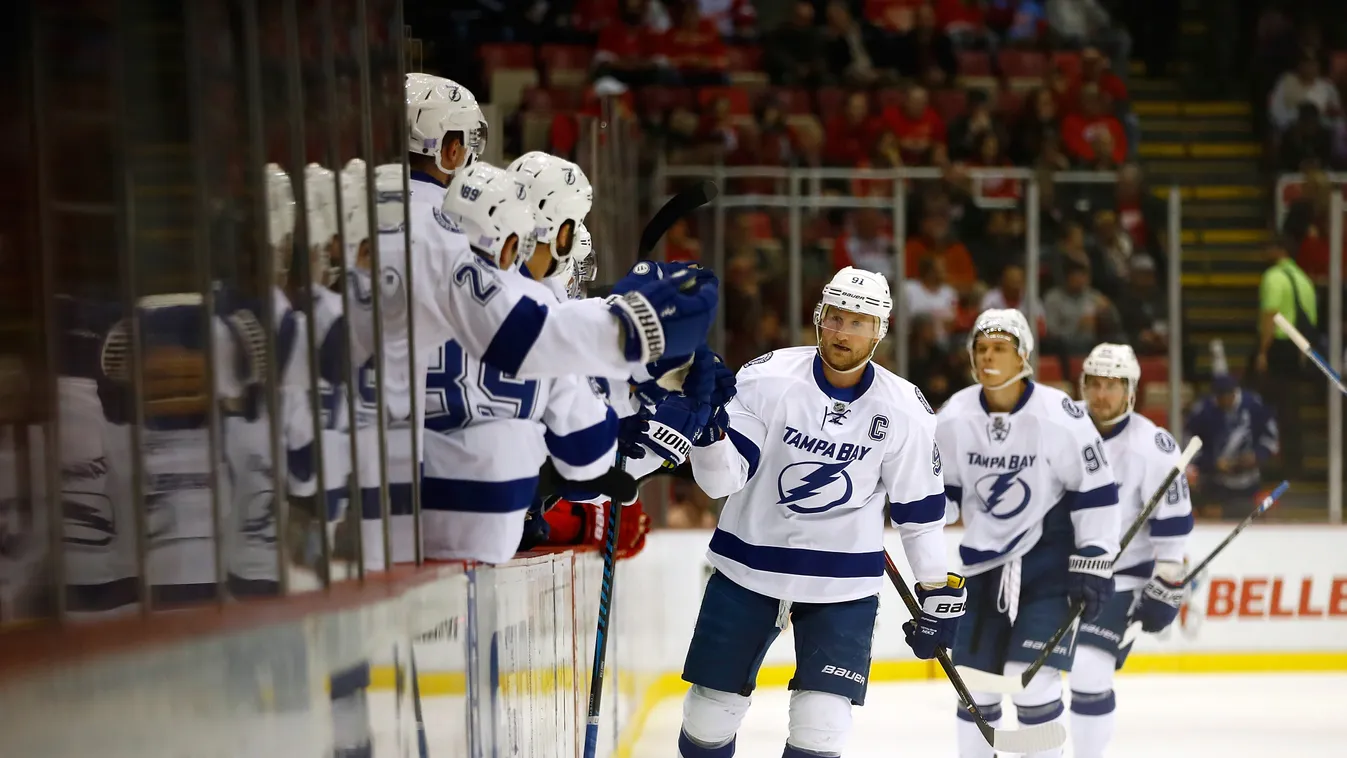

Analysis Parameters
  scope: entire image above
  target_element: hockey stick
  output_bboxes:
[639,180,719,260]
[1118,480,1288,650]
[1183,479,1289,584]
[582,488,623,758]
[1273,313,1347,395]
[884,552,1067,753]
[956,436,1204,696]
[410,643,430,758]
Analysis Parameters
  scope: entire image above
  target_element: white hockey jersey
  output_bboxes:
[936,382,1120,576]
[1099,413,1194,591]
[417,268,618,564]
[689,347,948,603]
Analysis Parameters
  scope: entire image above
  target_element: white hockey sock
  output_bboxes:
[1069,690,1117,758]
[1006,661,1065,758]
[955,697,1001,758]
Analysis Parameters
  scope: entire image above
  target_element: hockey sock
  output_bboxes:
[782,743,837,757]
[1069,689,1117,758]
[678,730,735,758]
[1007,660,1065,758]
[955,700,1001,758]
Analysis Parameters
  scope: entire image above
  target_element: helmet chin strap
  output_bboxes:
[975,359,1034,392]
[815,325,880,374]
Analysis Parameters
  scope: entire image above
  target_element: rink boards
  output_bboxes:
[1,526,1344,756]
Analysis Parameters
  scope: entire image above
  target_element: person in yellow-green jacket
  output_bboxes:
[1254,236,1317,480]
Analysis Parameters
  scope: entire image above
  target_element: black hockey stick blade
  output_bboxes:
[638,180,719,260]
[961,436,1205,696]
[883,553,1066,753]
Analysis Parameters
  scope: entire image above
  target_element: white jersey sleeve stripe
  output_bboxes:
[709,528,884,579]
[890,492,945,524]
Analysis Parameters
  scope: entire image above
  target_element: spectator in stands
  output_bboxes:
[888,2,959,89]
[987,0,1045,47]
[1068,46,1128,110]
[694,0,757,40]
[967,132,1021,206]
[1115,254,1167,355]
[1011,88,1061,165]
[662,217,702,262]
[1043,258,1122,355]
[1278,102,1336,172]
[1186,374,1278,519]
[947,90,1006,163]
[967,206,1024,282]
[823,0,885,87]
[1269,55,1342,134]
[1062,84,1126,166]
[883,85,949,166]
[905,256,959,346]
[698,94,741,158]
[763,0,829,86]
[823,91,882,167]
[733,97,807,189]
[663,103,719,164]
[832,207,896,279]
[1254,236,1317,481]
[723,251,767,367]
[1045,219,1090,285]
[660,2,730,85]
[593,0,675,86]
[1088,208,1132,299]
[904,205,977,292]
[934,0,990,48]
[572,0,672,34]
[908,313,964,408]
[1114,163,1165,262]
[1281,169,1332,281]
[1044,0,1130,78]
[980,262,1045,330]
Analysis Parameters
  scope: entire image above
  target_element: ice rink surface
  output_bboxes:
[628,673,1347,757]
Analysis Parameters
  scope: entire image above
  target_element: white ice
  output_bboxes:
[629,673,1347,757]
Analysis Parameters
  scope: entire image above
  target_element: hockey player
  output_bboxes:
[412,162,619,564]
[678,267,964,758]
[1184,373,1278,518]
[1068,343,1193,758]
[936,309,1120,758]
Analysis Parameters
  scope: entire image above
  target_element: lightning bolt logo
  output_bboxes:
[975,471,1031,520]
[777,461,854,514]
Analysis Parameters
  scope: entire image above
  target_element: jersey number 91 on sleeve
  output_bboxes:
[1082,437,1109,473]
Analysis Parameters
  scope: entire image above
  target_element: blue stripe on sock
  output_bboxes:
[1070,689,1117,716]
[679,730,735,758]
[956,702,1003,723]
[1017,699,1065,725]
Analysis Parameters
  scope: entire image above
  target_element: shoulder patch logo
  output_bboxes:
[915,386,934,415]
[932,441,942,476]
[1155,431,1176,453]
[1062,397,1085,419]
[432,206,460,232]
[743,351,774,368]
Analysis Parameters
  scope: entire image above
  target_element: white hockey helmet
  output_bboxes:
[1080,342,1141,425]
[406,73,486,175]
[304,163,339,284]
[967,308,1035,390]
[506,151,593,263]
[340,158,369,268]
[814,266,893,338]
[265,163,295,276]
[568,221,596,298]
[442,162,537,270]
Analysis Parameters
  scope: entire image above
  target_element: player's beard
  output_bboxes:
[819,336,873,373]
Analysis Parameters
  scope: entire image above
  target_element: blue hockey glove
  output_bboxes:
[616,413,650,461]
[1134,564,1185,633]
[635,392,712,467]
[695,353,736,446]
[607,268,719,363]
[1068,546,1115,622]
[902,573,967,660]
[610,260,702,296]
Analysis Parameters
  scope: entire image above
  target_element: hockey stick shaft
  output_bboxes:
[410,643,429,758]
[1182,480,1288,585]
[884,552,996,737]
[583,497,623,758]
[639,180,719,260]
[1273,313,1347,395]
[1014,436,1203,686]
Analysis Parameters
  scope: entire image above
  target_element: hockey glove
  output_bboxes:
[607,268,719,364]
[1068,546,1115,622]
[902,573,967,660]
[696,353,737,446]
[636,392,712,468]
[1134,562,1186,633]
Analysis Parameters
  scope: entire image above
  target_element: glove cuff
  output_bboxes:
[646,420,692,466]
[606,292,664,364]
[1068,554,1113,579]
[1144,577,1185,606]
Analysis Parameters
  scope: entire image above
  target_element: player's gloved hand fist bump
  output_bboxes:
[902,573,967,660]
[1135,562,1185,633]
[607,267,718,363]
[1068,546,1115,622]
[695,353,736,446]
[638,393,711,466]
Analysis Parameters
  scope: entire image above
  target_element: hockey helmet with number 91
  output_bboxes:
[1080,342,1140,425]
[967,308,1035,390]
[814,266,892,339]
[406,73,486,175]
[442,162,538,270]
[506,151,592,266]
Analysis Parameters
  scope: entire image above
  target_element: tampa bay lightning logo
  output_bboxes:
[777,461,854,514]
[974,471,1032,520]
[743,351,774,368]
[1155,431,1176,453]
[1062,398,1085,419]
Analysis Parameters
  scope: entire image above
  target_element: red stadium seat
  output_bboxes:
[933,89,968,122]
[1067,354,1086,381]
[999,49,1047,79]
[1036,355,1064,383]
[957,50,992,77]
[539,44,593,81]
[698,86,752,115]
[773,87,815,114]
[726,45,763,72]
[1051,51,1082,81]
[478,43,535,77]
[875,87,906,111]
[639,86,694,117]
[815,87,846,117]
[1137,355,1168,384]
[993,88,1025,117]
